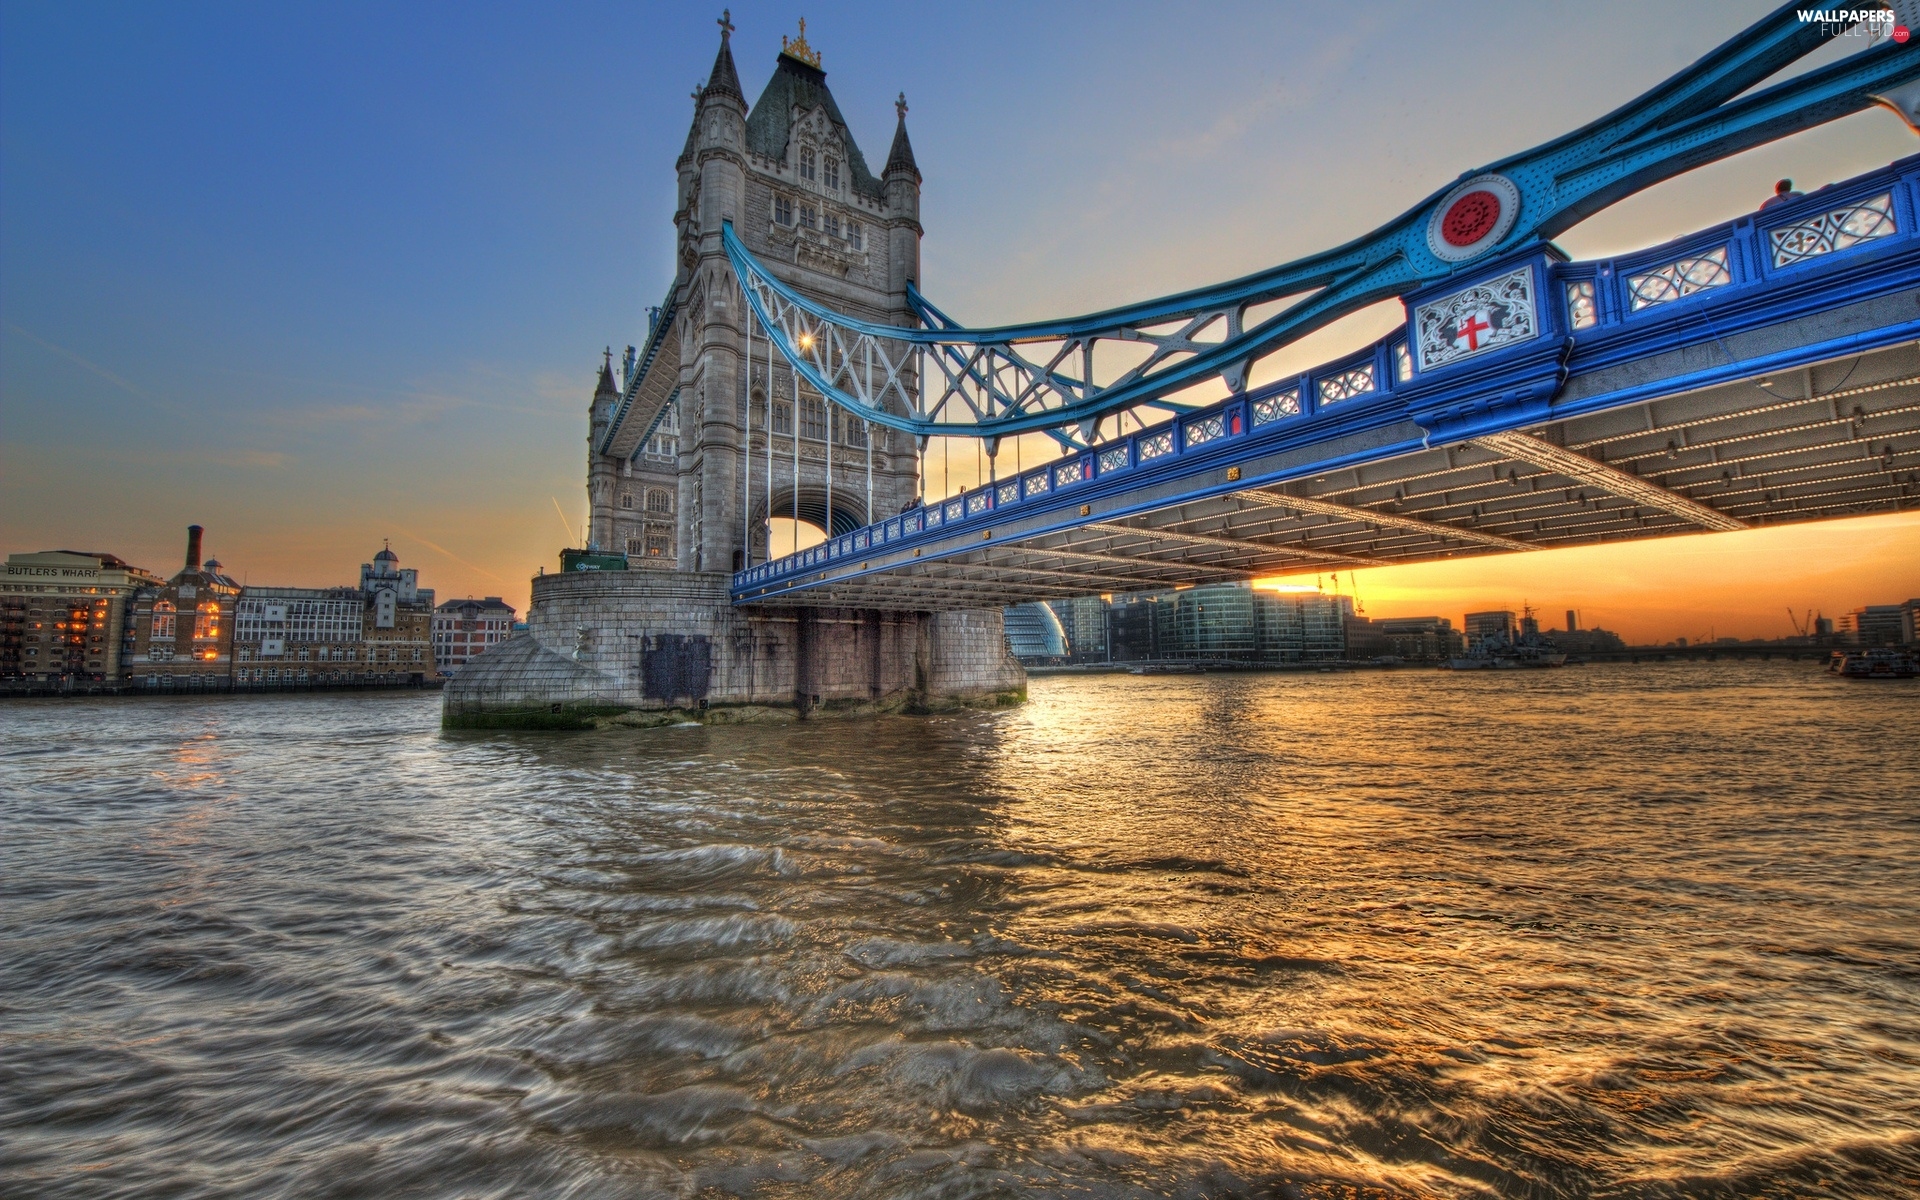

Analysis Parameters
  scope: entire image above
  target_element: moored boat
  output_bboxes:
[1827,647,1918,679]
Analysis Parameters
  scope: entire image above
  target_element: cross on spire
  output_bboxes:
[895,92,908,121]
[781,17,821,67]
[716,9,733,40]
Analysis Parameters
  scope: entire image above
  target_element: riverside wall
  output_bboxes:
[442,571,1025,729]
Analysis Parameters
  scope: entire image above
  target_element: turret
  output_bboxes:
[884,93,923,297]
[587,350,619,551]
[694,12,748,242]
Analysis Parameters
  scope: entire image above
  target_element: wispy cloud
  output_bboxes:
[4,323,149,399]
[209,449,291,469]
[388,524,508,584]
[237,373,564,429]
[35,443,294,472]
[535,369,593,406]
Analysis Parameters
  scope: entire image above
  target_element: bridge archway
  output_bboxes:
[753,486,871,561]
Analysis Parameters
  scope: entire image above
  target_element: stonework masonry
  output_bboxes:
[443,570,1023,729]
[581,24,924,571]
[447,20,1024,729]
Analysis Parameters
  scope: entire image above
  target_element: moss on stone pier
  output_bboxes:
[442,686,1027,732]
[441,703,635,731]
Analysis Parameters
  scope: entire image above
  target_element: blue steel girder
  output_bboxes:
[734,149,1920,605]
[724,2,1919,442]
[598,281,679,457]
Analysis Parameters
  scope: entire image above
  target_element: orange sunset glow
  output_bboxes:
[5,3,1916,647]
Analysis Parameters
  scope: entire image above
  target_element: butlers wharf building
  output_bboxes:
[3,526,442,696]
[2,550,164,691]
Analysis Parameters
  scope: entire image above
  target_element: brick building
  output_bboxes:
[232,587,369,688]
[127,526,242,691]
[223,544,437,689]
[357,544,436,685]
[432,596,517,675]
[2,550,162,689]
[1373,616,1467,662]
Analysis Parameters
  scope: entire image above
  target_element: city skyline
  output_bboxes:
[5,1,1918,643]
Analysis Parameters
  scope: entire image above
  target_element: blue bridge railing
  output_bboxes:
[733,155,1920,601]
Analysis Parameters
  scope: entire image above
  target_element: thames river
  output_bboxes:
[3,663,1917,1199]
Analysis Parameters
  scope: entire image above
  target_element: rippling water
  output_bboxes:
[4,662,1918,1199]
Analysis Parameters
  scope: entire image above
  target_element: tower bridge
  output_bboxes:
[734,154,1920,609]
[446,4,1920,727]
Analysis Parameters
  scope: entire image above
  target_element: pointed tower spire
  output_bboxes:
[596,347,618,397]
[884,92,919,180]
[703,10,744,102]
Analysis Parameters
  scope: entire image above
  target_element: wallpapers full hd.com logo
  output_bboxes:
[1796,7,1910,41]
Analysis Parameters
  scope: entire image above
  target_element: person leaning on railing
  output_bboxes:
[1759,178,1803,210]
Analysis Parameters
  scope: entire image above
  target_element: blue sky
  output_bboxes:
[4,1,1916,635]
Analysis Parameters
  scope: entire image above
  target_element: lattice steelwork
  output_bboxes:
[740,349,1920,611]
[716,5,1920,446]
[1317,364,1376,404]
[1185,414,1226,448]
[1627,247,1733,310]
[735,142,1920,605]
[726,6,1920,607]
[1769,192,1897,266]
[1251,388,1301,426]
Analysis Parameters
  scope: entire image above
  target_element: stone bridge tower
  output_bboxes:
[448,16,1021,729]
[666,15,924,572]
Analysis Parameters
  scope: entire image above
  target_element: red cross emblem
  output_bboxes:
[1454,310,1492,351]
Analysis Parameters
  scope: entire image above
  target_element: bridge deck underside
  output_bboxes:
[749,341,1920,610]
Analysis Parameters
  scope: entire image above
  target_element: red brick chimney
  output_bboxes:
[185,525,203,571]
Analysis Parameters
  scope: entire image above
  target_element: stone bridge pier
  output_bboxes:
[442,571,1024,729]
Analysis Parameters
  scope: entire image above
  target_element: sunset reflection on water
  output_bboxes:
[2,664,1915,1198]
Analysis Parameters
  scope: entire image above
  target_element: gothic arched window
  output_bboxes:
[620,492,634,510]
[801,396,827,441]
[799,147,815,182]
[823,156,840,191]
[645,489,672,514]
